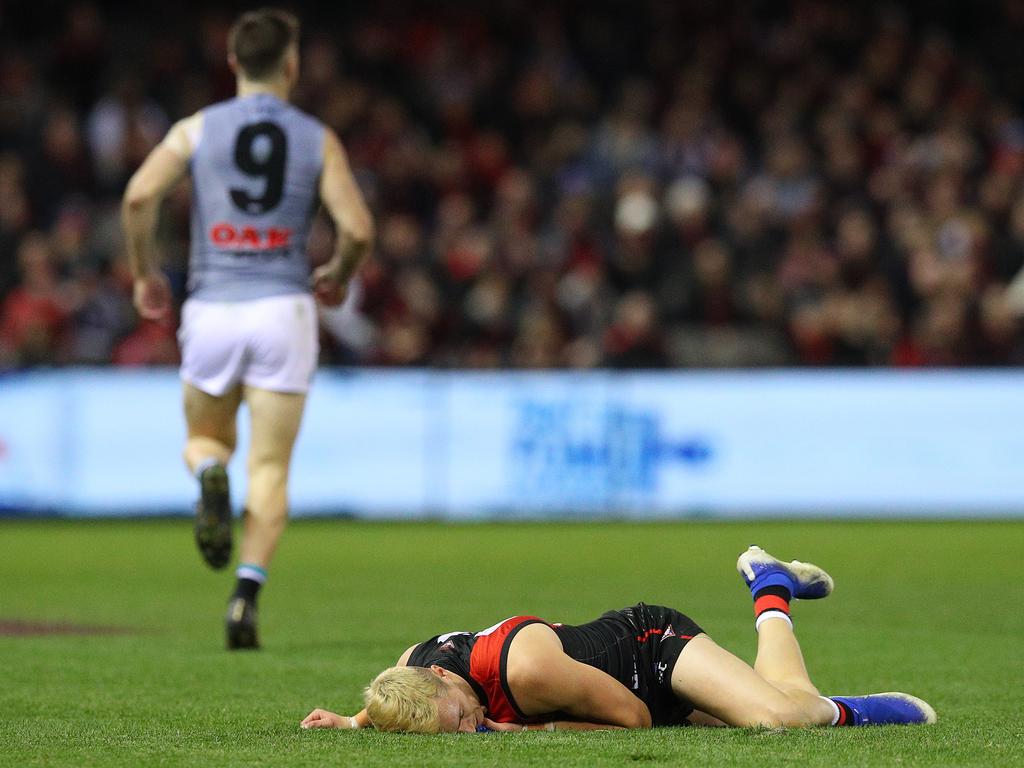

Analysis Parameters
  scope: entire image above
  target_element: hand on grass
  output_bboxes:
[301,708,348,729]
[481,718,524,732]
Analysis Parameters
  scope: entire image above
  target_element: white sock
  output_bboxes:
[822,696,841,725]
[755,610,793,631]
[236,563,268,584]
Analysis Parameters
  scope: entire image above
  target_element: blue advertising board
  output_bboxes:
[1,369,1022,517]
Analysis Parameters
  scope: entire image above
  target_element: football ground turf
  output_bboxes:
[1,518,1021,767]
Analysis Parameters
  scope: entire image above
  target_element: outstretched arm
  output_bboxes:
[481,717,628,732]
[301,708,371,730]
[300,644,417,730]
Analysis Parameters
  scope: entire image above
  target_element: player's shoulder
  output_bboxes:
[162,110,205,160]
[408,631,472,665]
[286,101,325,128]
[263,99,326,139]
[175,110,205,132]
[200,96,241,119]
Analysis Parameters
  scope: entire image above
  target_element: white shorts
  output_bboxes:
[178,294,319,396]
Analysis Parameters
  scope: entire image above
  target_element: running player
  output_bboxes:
[121,9,373,649]
[301,547,936,731]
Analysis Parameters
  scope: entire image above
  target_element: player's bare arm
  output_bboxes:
[121,114,200,320]
[502,623,652,729]
[311,129,374,307]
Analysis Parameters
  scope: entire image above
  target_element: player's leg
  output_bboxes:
[178,297,249,571]
[183,381,241,471]
[224,385,306,649]
[753,617,820,696]
[736,546,834,698]
[737,547,937,726]
[225,293,317,648]
[183,381,242,570]
[672,634,834,727]
[240,385,306,568]
[670,547,835,725]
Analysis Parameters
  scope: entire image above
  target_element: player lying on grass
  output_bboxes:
[301,546,937,732]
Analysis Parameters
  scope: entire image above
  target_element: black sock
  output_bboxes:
[232,577,262,606]
[753,583,793,602]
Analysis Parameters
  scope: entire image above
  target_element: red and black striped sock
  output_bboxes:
[753,584,792,629]
[829,698,856,726]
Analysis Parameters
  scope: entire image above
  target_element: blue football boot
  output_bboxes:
[736,545,834,599]
[830,693,937,725]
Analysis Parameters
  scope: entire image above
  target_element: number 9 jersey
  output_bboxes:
[188,93,324,302]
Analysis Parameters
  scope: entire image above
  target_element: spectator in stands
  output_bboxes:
[1,0,1022,370]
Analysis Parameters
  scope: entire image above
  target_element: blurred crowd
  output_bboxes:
[4,0,1024,369]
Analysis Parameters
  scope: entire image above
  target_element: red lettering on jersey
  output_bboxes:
[211,223,237,244]
[266,228,291,248]
[239,227,260,247]
[207,222,293,251]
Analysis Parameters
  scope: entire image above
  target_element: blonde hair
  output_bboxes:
[364,666,445,733]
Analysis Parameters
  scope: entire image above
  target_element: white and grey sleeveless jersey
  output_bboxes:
[188,93,324,301]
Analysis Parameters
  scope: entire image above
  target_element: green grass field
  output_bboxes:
[1,519,1021,767]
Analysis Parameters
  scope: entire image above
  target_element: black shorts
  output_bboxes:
[553,603,705,726]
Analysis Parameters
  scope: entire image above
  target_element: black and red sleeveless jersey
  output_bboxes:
[407,616,546,722]
[405,604,704,726]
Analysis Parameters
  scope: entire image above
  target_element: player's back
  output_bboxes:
[189,93,324,301]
